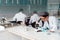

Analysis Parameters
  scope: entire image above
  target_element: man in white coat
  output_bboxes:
[13,9,27,25]
[29,11,39,28]
[37,12,57,32]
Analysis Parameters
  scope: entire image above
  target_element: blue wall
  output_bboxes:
[0,0,48,18]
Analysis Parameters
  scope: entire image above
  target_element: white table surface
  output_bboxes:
[6,25,60,40]
[0,31,24,40]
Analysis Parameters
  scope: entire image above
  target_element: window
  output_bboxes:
[7,0,12,5]
[1,0,6,5]
[13,0,17,5]
[59,4,60,9]
[0,0,47,7]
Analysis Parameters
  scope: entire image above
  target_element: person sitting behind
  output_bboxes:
[13,9,27,25]
[29,11,39,28]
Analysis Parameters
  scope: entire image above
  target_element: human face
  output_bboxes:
[40,16,48,21]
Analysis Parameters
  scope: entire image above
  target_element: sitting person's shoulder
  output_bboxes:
[49,16,56,19]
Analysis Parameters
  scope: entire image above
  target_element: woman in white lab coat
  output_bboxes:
[37,12,57,32]
[29,11,39,28]
[13,9,27,25]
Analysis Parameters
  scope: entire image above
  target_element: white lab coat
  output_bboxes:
[29,14,39,24]
[13,12,27,24]
[38,16,57,31]
[49,16,57,31]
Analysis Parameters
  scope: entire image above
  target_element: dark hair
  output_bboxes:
[40,12,49,17]
[19,9,23,12]
[33,11,37,14]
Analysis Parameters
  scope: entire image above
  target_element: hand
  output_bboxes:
[49,30,55,33]
[37,30,42,32]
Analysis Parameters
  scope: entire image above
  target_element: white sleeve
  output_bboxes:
[23,15,27,22]
[13,14,17,21]
[49,16,57,31]
[29,17,32,24]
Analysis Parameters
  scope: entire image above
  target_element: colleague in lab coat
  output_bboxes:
[29,11,39,28]
[37,12,57,32]
[13,9,27,25]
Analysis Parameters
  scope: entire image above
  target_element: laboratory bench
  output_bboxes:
[6,25,60,40]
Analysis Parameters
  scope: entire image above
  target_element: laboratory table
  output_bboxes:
[6,25,60,40]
